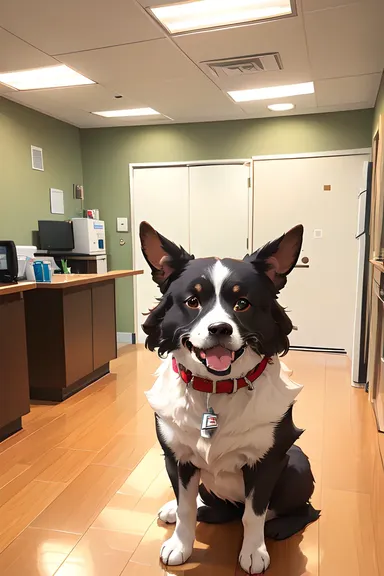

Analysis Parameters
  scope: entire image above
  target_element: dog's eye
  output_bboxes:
[234,298,251,312]
[186,296,200,309]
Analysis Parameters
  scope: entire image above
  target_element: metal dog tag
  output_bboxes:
[201,408,218,439]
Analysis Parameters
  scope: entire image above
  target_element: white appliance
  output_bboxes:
[352,161,372,387]
[16,245,36,278]
[94,254,108,274]
[72,218,106,255]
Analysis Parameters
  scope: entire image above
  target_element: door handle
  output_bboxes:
[295,256,309,268]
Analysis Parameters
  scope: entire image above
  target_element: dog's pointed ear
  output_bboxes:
[244,225,303,291]
[140,222,194,292]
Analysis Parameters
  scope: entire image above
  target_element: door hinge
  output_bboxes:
[247,177,251,188]
[246,238,249,250]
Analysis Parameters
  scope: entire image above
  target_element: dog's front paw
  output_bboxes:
[160,535,193,566]
[158,499,177,524]
[239,542,270,574]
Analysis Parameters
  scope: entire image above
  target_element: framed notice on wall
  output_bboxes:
[50,188,64,214]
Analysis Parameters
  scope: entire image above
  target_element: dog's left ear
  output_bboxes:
[245,225,303,291]
[140,222,194,293]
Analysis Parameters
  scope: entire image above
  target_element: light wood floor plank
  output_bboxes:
[0,347,382,576]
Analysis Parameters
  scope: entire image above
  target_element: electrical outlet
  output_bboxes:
[117,217,129,233]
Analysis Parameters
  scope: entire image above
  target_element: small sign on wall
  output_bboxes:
[50,188,64,214]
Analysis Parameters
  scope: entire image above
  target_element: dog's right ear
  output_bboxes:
[139,222,194,292]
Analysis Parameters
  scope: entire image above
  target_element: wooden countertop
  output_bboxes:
[35,270,143,289]
[0,281,36,296]
[370,259,384,272]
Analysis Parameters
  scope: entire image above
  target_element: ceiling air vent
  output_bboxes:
[31,145,44,171]
[202,53,283,79]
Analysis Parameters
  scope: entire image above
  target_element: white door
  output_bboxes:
[253,154,370,354]
[189,165,250,258]
[132,163,251,344]
[132,167,190,343]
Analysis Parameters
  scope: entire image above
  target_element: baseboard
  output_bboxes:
[117,332,136,344]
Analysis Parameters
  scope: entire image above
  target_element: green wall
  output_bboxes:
[374,73,384,135]
[81,108,374,333]
[0,98,83,245]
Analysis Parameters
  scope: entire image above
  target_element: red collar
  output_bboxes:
[172,356,270,394]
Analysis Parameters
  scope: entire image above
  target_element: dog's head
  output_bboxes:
[140,222,303,379]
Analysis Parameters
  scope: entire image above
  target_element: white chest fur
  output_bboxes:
[146,356,302,503]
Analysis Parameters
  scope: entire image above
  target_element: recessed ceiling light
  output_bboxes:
[150,0,295,34]
[268,102,295,111]
[0,65,94,90]
[228,82,314,102]
[92,108,161,118]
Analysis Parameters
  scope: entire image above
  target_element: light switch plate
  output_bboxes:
[117,217,129,233]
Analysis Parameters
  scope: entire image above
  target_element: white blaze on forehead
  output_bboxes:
[210,260,231,296]
[189,260,242,351]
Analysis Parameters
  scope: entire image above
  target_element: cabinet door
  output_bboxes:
[63,286,93,386]
[132,166,190,343]
[189,164,250,259]
[0,294,30,426]
[92,280,117,370]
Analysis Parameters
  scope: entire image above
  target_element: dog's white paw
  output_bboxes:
[160,535,193,566]
[239,542,270,574]
[158,499,177,524]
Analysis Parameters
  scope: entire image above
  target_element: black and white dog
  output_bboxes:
[140,222,319,574]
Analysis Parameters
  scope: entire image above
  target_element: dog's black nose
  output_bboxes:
[208,322,233,336]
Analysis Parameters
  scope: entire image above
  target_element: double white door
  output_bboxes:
[132,164,250,343]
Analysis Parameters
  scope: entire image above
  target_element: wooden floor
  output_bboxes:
[0,346,383,576]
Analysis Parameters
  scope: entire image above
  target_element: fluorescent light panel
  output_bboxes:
[151,0,293,34]
[229,82,315,102]
[268,102,295,111]
[0,65,94,90]
[93,108,160,118]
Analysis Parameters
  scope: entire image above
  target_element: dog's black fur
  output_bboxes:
[140,221,320,571]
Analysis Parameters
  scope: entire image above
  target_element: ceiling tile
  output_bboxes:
[137,0,185,5]
[4,90,171,128]
[59,39,241,120]
[316,73,381,107]
[239,92,317,115]
[303,0,361,11]
[0,28,56,74]
[304,0,384,79]
[174,15,312,91]
[8,84,143,112]
[0,0,165,55]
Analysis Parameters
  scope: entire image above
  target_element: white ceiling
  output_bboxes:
[0,0,382,128]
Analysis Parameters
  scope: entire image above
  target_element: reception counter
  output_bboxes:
[24,270,142,401]
[0,281,35,440]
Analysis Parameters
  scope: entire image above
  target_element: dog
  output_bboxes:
[139,221,319,574]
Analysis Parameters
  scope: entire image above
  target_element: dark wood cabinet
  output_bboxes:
[24,278,119,401]
[92,281,117,370]
[0,291,30,440]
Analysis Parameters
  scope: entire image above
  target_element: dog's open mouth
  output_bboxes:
[184,339,245,376]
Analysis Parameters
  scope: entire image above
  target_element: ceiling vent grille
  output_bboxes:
[202,53,283,79]
[31,146,44,171]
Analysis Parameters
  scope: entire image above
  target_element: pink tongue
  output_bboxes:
[205,346,232,372]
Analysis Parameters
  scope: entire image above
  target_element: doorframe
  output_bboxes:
[252,148,371,162]
[129,159,252,338]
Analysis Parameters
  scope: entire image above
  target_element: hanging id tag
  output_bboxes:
[201,407,218,439]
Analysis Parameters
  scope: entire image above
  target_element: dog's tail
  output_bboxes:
[264,503,320,541]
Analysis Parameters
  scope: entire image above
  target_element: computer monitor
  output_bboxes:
[38,221,74,251]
